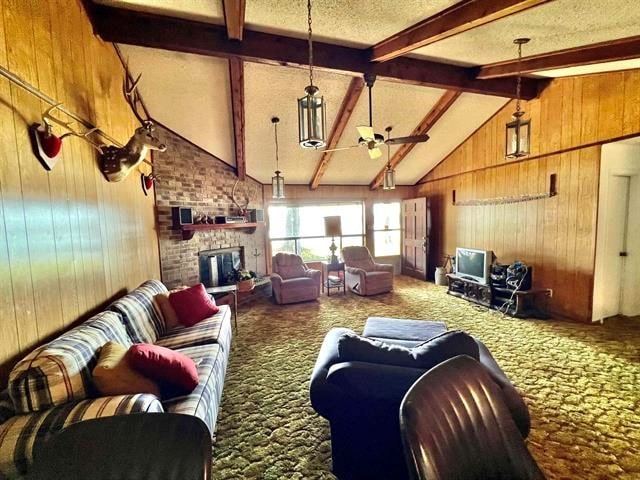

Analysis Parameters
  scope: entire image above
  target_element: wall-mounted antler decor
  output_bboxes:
[231,179,252,216]
[0,64,166,185]
[100,73,166,182]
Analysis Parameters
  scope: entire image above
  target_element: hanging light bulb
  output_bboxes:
[383,126,396,190]
[271,117,285,199]
[505,38,531,159]
[297,0,326,149]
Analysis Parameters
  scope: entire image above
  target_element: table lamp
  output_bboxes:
[324,216,342,265]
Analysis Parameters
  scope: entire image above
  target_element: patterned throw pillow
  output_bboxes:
[92,341,161,397]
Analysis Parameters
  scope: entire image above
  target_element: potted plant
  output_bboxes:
[233,268,257,292]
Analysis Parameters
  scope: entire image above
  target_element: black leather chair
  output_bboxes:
[29,413,211,480]
[400,355,545,480]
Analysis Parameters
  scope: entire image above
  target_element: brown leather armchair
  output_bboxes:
[271,253,321,304]
[341,246,393,296]
[400,355,545,480]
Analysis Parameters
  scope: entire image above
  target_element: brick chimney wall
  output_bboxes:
[153,126,267,289]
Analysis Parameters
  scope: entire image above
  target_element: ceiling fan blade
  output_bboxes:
[368,147,382,160]
[322,145,361,153]
[386,134,430,145]
[357,125,375,140]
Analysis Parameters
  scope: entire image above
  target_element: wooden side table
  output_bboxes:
[321,261,346,296]
[206,284,238,331]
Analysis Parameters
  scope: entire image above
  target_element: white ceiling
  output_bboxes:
[119,44,235,166]
[413,1,640,66]
[105,0,640,186]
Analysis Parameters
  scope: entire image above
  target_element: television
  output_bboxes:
[455,247,493,284]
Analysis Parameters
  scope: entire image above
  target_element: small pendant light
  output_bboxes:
[382,126,396,190]
[506,38,531,159]
[297,0,326,149]
[271,117,285,199]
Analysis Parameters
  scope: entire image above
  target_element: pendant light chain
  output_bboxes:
[274,121,280,171]
[307,0,314,87]
[515,41,523,115]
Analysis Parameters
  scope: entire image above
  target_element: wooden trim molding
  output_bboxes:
[309,77,364,189]
[228,57,246,180]
[87,3,542,99]
[371,0,550,63]
[223,0,245,41]
[370,90,461,190]
[477,35,640,79]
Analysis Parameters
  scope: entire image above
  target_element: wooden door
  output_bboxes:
[402,198,428,279]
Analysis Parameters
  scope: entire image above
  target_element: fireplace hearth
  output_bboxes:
[199,247,244,287]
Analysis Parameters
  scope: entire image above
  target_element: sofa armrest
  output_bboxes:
[270,272,284,286]
[345,266,366,278]
[305,269,321,282]
[374,263,394,274]
[0,394,163,478]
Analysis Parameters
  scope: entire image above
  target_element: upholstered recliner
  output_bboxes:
[271,253,321,304]
[341,246,393,296]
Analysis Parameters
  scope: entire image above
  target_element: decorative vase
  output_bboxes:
[237,278,255,293]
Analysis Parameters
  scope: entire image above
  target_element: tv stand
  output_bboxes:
[446,274,552,319]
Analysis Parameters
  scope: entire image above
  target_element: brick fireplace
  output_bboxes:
[153,126,267,289]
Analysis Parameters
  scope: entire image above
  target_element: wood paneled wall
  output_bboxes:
[416,70,640,322]
[0,0,160,383]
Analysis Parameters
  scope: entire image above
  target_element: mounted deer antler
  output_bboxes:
[100,71,167,182]
[231,179,251,215]
[42,103,102,150]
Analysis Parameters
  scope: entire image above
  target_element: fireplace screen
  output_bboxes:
[199,248,243,287]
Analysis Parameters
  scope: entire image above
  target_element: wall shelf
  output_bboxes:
[180,222,262,240]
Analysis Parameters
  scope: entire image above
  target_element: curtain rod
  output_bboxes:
[0,64,123,147]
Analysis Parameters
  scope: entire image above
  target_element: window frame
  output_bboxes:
[268,201,365,262]
[372,201,402,257]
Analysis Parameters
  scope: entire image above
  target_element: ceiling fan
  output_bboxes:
[324,74,430,159]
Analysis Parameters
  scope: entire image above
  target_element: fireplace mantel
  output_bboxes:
[180,222,263,240]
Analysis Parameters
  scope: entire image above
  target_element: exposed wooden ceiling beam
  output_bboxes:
[369,90,462,190]
[370,0,551,63]
[222,0,245,40]
[88,3,542,99]
[309,77,365,190]
[228,57,245,180]
[477,35,640,79]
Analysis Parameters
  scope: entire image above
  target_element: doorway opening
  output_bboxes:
[593,139,640,322]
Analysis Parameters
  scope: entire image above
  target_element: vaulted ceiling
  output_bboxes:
[92,0,640,187]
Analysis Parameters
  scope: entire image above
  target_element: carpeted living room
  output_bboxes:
[1,1,639,479]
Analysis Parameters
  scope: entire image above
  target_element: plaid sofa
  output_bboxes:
[0,280,232,478]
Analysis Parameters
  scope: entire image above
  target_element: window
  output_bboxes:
[269,203,364,262]
[373,202,401,257]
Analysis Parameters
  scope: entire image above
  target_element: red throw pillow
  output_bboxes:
[127,344,199,395]
[168,283,219,327]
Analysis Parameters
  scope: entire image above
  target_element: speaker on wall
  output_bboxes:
[248,209,264,222]
[172,207,194,226]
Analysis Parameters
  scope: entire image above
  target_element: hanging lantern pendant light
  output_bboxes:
[506,38,531,159]
[383,126,396,190]
[298,0,327,149]
[271,117,285,199]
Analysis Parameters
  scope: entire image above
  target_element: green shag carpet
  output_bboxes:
[211,276,640,479]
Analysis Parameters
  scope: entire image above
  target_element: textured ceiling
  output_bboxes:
[243,62,353,184]
[105,0,640,185]
[322,82,446,184]
[118,44,234,166]
[412,0,640,66]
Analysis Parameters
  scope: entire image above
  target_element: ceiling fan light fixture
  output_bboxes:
[271,117,285,199]
[298,0,326,149]
[506,37,531,159]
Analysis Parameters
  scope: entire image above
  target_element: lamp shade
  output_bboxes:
[324,216,342,237]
